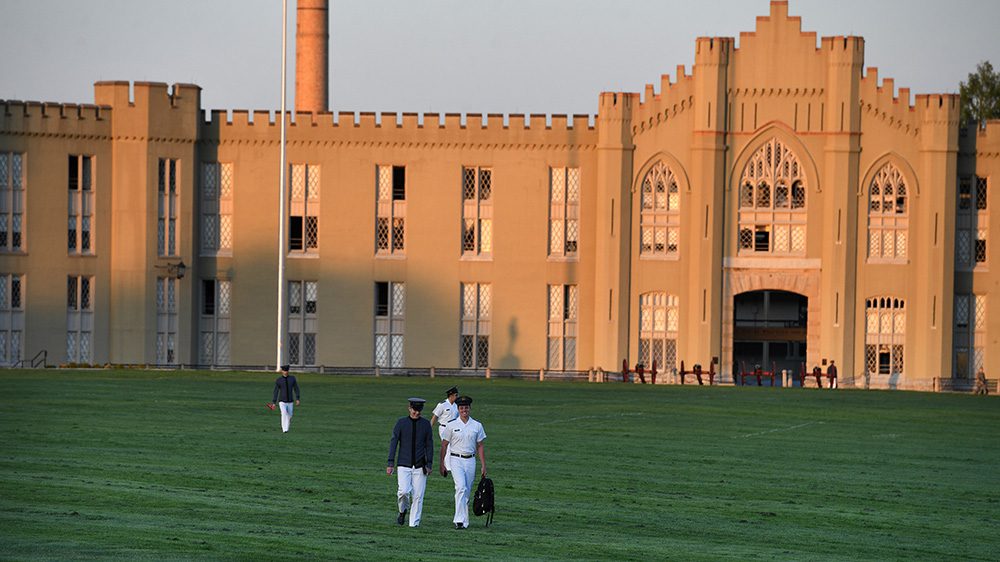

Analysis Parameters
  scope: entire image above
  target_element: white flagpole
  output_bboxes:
[276,0,289,370]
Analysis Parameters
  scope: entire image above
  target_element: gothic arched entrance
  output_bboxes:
[733,290,807,386]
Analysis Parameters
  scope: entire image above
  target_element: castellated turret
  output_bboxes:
[295,0,329,113]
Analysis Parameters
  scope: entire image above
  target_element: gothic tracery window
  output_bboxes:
[738,139,807,255]
[639,162,680,258]
[867,164,908,262]
[865,297,905,377]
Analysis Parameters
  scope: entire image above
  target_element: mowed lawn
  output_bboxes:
[0,370,998,561]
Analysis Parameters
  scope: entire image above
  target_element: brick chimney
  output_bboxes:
[295,0,329,113]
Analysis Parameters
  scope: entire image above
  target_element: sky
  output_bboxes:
[1,0,999,116]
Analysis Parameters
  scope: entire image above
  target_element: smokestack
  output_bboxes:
[295,0,329,113]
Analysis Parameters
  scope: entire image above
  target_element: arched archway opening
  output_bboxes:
[733,290,807,386]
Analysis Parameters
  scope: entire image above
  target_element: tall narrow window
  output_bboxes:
[156,277,178,364]
[638,293,679,376]
[867,164,908,262]
[68,155,94,254]
[462,167,493,257]
[738,139,806,255]
[158,159,179,257]
[289,164,320,253]
[201,162,233,256]
[639,162,680,258]
[954,294,987,379]
[547,284,578,370]
[376,165,406,255]
[865,297,905,377]
[374,281,405,367]
[460,283,492,369]
[549,167,580,258]
[66,275,94,363]
[0,152,25,252]
[200,279,231,366]
[0,274,24,365]
[288,280,318,366]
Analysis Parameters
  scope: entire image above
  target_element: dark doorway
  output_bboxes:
[733,290,807,386]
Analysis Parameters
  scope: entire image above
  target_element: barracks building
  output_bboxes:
[0,1,997,391]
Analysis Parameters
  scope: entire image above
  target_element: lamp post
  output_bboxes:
[276,0,289,371]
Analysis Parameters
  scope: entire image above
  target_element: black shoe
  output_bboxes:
[397,510,407,525]
[455,523,464,530]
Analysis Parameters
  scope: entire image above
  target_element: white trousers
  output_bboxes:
[396,466,427,527]
[279,401,294,432]
[438,427,452,471]
[450,455,476,527]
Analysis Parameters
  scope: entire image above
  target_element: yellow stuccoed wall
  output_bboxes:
[0,1,996,390]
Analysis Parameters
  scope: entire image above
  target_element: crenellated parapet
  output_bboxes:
[93,81,201,142]
[631,65,696,138]
[971,120,1000,159]
[859,69,920,138]
[0,99,111,139]
[200,108,596,150]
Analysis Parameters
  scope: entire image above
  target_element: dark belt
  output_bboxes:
[450,452,474,459]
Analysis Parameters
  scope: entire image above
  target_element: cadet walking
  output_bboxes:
[387,398,434,527]
[439,395,487,530]
[270,365,300,433]
[430,386,459,470]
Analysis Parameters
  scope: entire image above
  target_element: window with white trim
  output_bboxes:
[865,297,905,377]
[289,164,319,253]
[462,167,492,257]
[200,279,231,366]
[288,280,317,366]
[158,159,179,257]
[640,162,680,257]
[954,294,986,379]
[376,165,406,255]
[460,283,491,369]
[0,152,25,252]
[738,139,807,255]
[201,162,233,256]
[549,167,580,258]
[547,284,578,370]
[66,275,93,363]
[375,281,404,367]
[156,277,178,364]
[638,292,678,376]
[0,274,24,365]
[68,155,94,254]
[867,164,908,262]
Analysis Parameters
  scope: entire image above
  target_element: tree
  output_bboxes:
[960,61,1000,128]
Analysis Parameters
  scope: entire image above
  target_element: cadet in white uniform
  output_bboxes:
[439,395,487,530]
[429,386,459,470]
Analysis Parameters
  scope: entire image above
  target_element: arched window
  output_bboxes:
[865,297,905,377]
[868,164,908,261]
[638,292,678,376]
[639,162,680,258]
[738,139,807,254]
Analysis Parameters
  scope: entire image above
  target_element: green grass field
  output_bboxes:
[1,370,997,560]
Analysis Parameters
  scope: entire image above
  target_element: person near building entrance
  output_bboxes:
[387,398,434,527]
[430,386,460,471]
[270,365,300,433]
[439,395,487,530]
[827,360,838,389]
[974,367,989,395]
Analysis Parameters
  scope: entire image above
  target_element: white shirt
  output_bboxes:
[442,417,486,455]
[432,399,458,428]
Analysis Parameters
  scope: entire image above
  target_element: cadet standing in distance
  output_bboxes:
[439,395,487,530]
[387,397,434,527]
[430,386,459,470]
[270,365,300,433]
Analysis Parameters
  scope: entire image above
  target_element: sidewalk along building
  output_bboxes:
[0,1,996,390]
